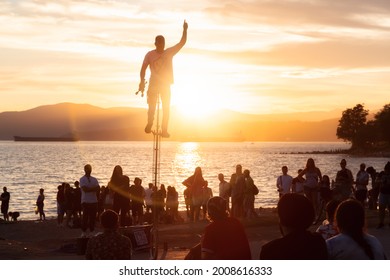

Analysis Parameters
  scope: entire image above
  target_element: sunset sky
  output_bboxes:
[1,0,389,117]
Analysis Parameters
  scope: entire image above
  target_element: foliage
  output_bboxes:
[336,104,368,149]
[337,103,390,152]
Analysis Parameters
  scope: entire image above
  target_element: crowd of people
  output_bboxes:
[2,159,390,260]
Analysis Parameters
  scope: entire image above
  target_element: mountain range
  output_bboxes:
[0,103,341,141]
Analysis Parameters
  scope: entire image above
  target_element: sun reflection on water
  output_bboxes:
[174,142,202,175]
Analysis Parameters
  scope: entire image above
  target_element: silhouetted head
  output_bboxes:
[134,177,142,186]
[340,159,347,169]
[236,164,242,174]
[100,210,119,230]
[335,199,365,234]
[207,196,228,221]
[155,35,165,52]
[278,193,314,231]
[385,161,390,172]
[3,187,7,192]
[306,158,315,169]
[84,164,92,175]
[218,173,224,182]
[325,200,340,223]
[194,167,202,176]
[366,166,376,175]
[282,166,288,174]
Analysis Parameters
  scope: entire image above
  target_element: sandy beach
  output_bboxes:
[0,208,389,260]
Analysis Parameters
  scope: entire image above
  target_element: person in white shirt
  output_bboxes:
[80,164,100,237]
[139,20,188,138]
[276,166,293,198]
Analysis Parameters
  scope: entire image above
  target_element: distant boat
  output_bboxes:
[13,136,79,142]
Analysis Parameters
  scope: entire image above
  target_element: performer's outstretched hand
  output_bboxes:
[183,20,188,31]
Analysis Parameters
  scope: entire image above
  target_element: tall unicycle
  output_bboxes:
[135,84,159,260]
[150,93,161,260]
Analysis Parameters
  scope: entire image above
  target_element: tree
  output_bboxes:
[374,103,390,143]
[336,104,368,149]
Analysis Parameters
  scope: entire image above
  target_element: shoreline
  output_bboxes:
[1,208,390,260]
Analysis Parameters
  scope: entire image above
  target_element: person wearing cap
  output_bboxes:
[85,210,132,260]
[201,196,251,259]
[260,193,327,259]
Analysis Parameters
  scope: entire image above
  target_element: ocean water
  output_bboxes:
[1,141,389,221]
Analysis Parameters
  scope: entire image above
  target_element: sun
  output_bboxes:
[171,83,220,119]
[170,55,230,120]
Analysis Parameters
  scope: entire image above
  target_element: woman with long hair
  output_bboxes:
[326,199,387,259]
[298,158,322,215]
[108,165,130,226]
[182,167,206,222]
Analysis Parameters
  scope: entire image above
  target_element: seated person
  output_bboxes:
[260,193,328,259]
[201,196,251,260]
[85,210,132,260]
[326,199,387,259]
[316,200,339,240]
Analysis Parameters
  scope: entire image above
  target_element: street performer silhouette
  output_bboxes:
[138,20,188,138]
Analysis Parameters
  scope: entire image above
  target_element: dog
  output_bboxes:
[8,211,20,221]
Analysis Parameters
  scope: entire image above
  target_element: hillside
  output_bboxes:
[0,103,340,141]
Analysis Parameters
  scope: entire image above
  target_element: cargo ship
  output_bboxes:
[13,136,79,142]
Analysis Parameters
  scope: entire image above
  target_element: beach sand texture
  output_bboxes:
[0,208,389,260]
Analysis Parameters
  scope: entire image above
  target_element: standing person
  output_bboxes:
[36,188,45,221]
[85,210,132,260]
[259,193,327,260]
[56,184,66,226]
[129,177,145,225]
[182,167,206,222]
[109,166,130,227]
[243,169,258,219]
[139,20,188,138]
[64,183,74,227]
[298,158,322,215]
[80,164,100,237]
[201,196,251,260]
[144,183,154,214]
[327,199,387,259]
[367,166,380,210]
[166,186,181,223]
[1,187,10,221]
[183,186,192,219]
[276,166,293,198]
[334,158,354,201]
[377,161,390,229]
[218,173,231,210]
[159,184,167,212]
[73,180,82,218]
[201,181,213,220]
[229,164,246,219]
[355,163,369,205]
[292,169,305,195]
